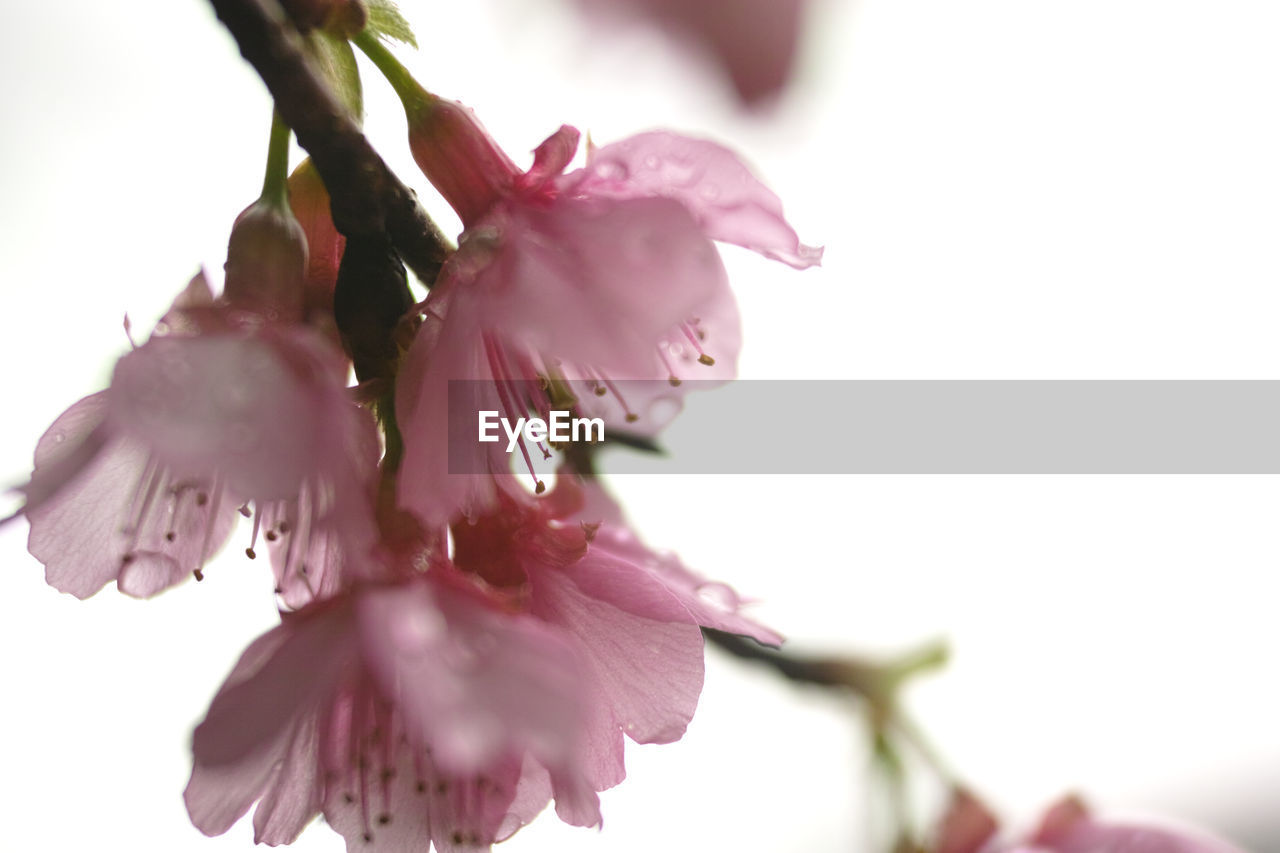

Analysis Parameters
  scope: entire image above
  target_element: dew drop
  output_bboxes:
[695,582,738,611]
[593,161,627,181]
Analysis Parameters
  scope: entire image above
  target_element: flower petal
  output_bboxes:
[528,548,704,792]
[478,195,728,377]
[25,393,236,599]
[356,575,588,777]
[570,131,822,268]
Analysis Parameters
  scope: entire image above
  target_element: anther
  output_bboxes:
[245,547,257,559]
[195,492,208,507]
[668,376,682,386]
[378,814,391,826]
[193,569,205,582]
[238,505,251,518]
[165,532,176,542]
[535,480,546,494]
[698,354,716,366]
[265,530,278,542]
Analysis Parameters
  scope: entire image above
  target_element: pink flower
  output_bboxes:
[185,569,600,850]
[576,0,811,105]
[449,475,779,796]
[16,274,379,603]
[968,796,1249,853]
[380,77,820,523]
[1012,797,1248,853]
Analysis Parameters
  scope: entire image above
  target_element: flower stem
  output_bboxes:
[261,108,292,206]
[352,29,431,117]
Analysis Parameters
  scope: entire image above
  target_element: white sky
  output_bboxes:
[1,1,1278,851]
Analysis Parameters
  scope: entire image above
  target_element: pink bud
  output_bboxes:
[405,95,521,227]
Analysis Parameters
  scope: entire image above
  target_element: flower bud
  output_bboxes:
[288,158,345,346]
[405,95,521,227]
[224,197,308,324]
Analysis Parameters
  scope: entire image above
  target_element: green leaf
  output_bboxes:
[365,0,417,49]
[304,30,364,123]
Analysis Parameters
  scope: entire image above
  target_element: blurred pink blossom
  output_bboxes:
[185,569,599,850]
[976,796,1250,853]
[15,274,379,602]
[577,0,811,105]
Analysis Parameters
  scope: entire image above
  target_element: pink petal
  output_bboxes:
[517,125,582,194]
[565,279,741,436]
[107,334,324,500]
[528,549,704,792]
[356,575,588,777]
[477,195,728,377]
[25,393,236,599]
[569,476,782,645]
[250,713,324,845]
[185,627,309,836]
[395,281,510,527]
[578,0,808,105]
[569,131,822,268]
[191,602,357,769]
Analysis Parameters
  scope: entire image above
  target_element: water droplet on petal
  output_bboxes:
[695,582,739,611]
[593,161,627,181]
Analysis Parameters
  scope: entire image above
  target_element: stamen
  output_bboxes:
[196,479,224,570]
[245,508,261,559]
[123,462,165,555]
[681,322,716,366]
[599,373,639,423]
[483,333,544,494]
[164,485,189,543]
[656,346,681,386]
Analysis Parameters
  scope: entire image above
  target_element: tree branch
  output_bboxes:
[207,0,450,287]
[703,629,948,708]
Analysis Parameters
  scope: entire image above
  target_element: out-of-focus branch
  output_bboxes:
[206,0,450,286]
[703,629,948,705]
[704,629,953,772]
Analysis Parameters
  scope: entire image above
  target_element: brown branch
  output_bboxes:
[207,0,449,287]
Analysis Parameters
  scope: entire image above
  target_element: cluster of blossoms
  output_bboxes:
[11,3,1256,853]
[11,6,815,851]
